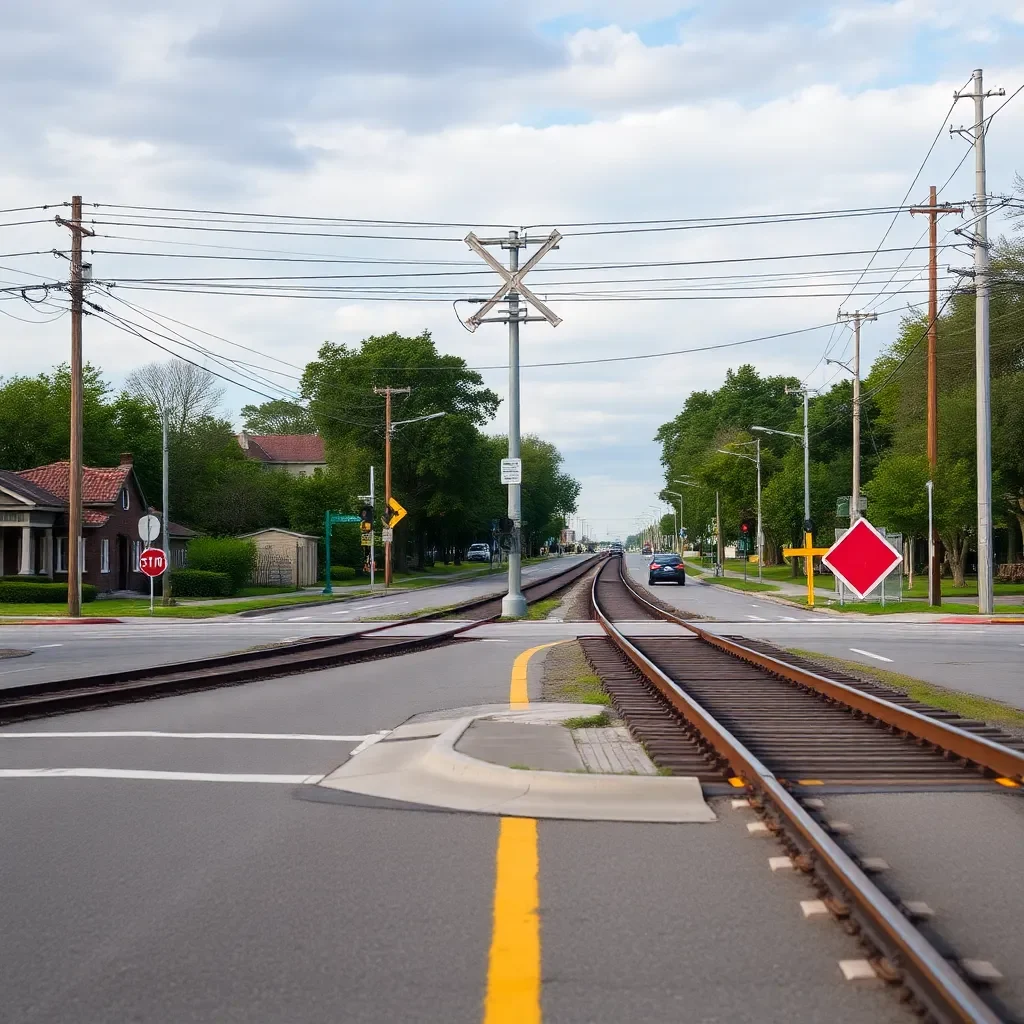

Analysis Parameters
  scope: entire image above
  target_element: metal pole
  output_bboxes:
[502,230,527,617]
[322,508,332,595]
[67,195,84,618]
[756,438,763,584]
[802,391,811,522]
[384,389,392,588]
[973,68,994,615]
[926,481,935,606]
[369,465,375,590]
[852,317,861,524]
[715,490,723,571]
[161,406,171,605]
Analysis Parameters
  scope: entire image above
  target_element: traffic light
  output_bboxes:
[498,516,514,533]
[740,520,752,537]
[359,505,374,532]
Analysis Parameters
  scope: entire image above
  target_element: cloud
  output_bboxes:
[2,1,1024,535]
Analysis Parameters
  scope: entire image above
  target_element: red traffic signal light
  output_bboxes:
[740,521,750,534]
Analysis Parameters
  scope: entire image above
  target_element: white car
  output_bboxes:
[466,543,492,562]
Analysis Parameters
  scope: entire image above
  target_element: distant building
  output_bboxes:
[237,432,326,477]
[239,528,319,588]
[560,528,576,546]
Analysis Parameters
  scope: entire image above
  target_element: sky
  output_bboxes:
[2,0,1024,540]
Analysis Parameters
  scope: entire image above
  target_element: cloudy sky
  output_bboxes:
[2,1,1023,538]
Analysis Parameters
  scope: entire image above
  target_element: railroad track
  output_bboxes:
[0,554,603,724]
[589,555,1024,1024]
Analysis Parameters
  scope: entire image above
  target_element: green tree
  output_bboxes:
[241,399,316,435]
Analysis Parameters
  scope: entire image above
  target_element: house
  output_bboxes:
[0,454,193,594]
[236,432,326,477]
[239,528,319,587]
[147,507,198,569]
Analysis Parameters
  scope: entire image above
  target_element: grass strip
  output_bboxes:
[704,577,781,593]
[562,711,611,729]
[785,648,1024,729]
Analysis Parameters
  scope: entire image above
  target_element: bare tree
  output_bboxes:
[126,359,224,433]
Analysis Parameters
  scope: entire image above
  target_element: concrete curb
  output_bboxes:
[319,705,716,823]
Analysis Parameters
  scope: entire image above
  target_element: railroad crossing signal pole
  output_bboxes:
[836,311,877,524]
[954,69,1004,616]
[374,385,411,587]
[910,187,963,607]
[55,196,95,618]
[464,228,562,618]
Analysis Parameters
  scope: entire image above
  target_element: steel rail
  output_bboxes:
[591,558,1002,1023]
[0,554,604,722]
[615,560,1024,784]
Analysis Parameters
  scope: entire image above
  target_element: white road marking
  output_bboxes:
[0,731,369,742]
[348,729,391,756]
[0,768,324,784]
[30,644,63,649]
[287,616,312,622]
[746,615,767,621]
[849,647,893,663]
[780,616,800,622]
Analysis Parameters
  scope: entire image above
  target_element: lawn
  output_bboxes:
[902,577,1024,599]
[723,558,835,588]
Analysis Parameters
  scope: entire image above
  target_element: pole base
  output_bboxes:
[501,593,528,618]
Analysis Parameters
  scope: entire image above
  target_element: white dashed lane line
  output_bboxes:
[0,731,371,741]
[849,647,893,663]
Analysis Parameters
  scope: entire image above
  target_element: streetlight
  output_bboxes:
[664,490,684,554]
[673,478,705,560]
[715,440,762,583]
[751,423,810,527]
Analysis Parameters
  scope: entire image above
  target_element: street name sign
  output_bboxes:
[822,518,902,599]
[500,458,522,484]
[139,547,167,578]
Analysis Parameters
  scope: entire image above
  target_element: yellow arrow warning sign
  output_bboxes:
[386,496,407,529]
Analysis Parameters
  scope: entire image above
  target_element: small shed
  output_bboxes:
[238,528,319,588]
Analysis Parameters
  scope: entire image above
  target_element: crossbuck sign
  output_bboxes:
[463,230,563,331]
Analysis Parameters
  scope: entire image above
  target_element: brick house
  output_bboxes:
[236,432,326,477]
[0,454,192,593]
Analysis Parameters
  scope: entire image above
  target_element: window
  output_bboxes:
[100,538,110,574]
[120,487,130,510]
[56,536,67,573]
[132,540,141,573]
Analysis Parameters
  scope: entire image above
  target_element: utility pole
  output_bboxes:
[836,311,877,523]
[373,385,411,586]
[954,69,1004,616]
[464,227,562,618]
[910,187,963,606]
[55,196,95,617]
[715,490,723,569]
[161,406,171,606]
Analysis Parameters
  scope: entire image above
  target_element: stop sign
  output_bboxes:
[821,518,901,599]
[139,547,167,578]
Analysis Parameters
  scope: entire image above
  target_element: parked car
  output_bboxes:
[648,552,686,585]
[466,542,492,562]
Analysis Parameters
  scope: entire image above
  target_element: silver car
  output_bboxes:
[466,543,491,562]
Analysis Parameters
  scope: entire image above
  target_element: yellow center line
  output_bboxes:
[482,641,563,1023]
[508,641,565,707]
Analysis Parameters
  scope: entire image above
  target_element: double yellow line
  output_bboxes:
[482,642,563,1024]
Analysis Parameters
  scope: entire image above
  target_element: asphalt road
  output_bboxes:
[0,639,909,1023]
[625,555,1024,708]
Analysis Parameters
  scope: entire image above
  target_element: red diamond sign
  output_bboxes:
[822,518,902,599]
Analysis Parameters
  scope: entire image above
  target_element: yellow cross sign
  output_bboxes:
[782,531,830,607]
[385,496,407,530]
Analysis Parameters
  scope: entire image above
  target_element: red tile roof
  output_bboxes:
[18,462,132,504]
[83,510,110,526]
[240,434,325,464]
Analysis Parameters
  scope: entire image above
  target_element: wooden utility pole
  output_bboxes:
[910,187,962,607]
[373,385,410,586]
[56,197,95,617]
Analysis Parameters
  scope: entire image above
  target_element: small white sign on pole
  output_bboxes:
[500,458,522,485]
[382,527,394,543]
[138,515,161,544]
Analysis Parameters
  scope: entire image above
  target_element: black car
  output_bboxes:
[648,553,685,585]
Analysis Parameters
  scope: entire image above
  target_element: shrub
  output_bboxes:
[0,574,51,583]
[169,569,232,597]
[185,537,256,594]
[0,581,97,604]
[330,565,357,581]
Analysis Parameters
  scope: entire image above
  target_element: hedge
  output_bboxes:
[169,568,232,597]
[185,537,256,594]
[330,565,357,581]
[0,574,51,584]
[0,581,97,604]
